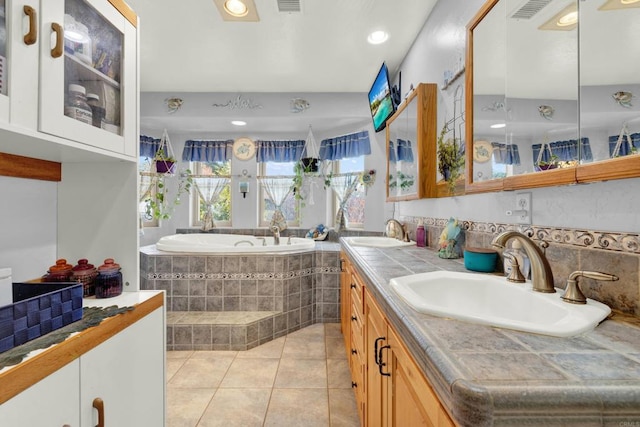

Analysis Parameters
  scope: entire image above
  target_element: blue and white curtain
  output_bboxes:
[608,131,640,158]
[182,140,233,163]
[140,135,162,159]
[491,143,521,165]
[256,140,306,163]
[257,177,293,231]
[193,177,230,231]
[329,173,361,232]
[320,131,371,161]
[532,138,592,166]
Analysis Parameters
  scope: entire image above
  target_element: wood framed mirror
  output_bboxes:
[465,0,640,194]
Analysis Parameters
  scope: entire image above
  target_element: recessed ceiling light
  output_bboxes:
[557,11,577,27]
[231,120,247,126]
[224,0,248,17]
[539,4,577,31]
[367,30,388,45]
[490,123,506,129]
[599,0,640,9]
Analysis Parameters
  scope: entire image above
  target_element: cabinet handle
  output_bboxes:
[340,258,345,272]
[351,348,357,355]
[351,315,357,322]
[351,381,358,388]
[374,336,385,366]
[378,344,391,377]
[51,22,63,58]
[93,397,105,427]
[23,6,37,45]
[350,283,356,289]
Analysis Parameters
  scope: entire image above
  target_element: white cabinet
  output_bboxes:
[0,295,166,427]
[1,0,137,158]
[0,360,81,426]
[80,307,165,427]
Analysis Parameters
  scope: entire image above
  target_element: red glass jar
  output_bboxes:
[94,258,123,298]
[72,259,98,297]
[45,259,73,282]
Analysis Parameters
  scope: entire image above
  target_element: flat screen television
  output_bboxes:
[367,63,396,133]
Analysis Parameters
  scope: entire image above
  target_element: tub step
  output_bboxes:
[167,311,291,351]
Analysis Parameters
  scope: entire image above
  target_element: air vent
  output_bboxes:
[278,0,301,13]
[510,0,553,19]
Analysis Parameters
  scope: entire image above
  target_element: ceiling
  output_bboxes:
[124,0,438,135]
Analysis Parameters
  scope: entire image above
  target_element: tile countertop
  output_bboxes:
[340,239,640,427]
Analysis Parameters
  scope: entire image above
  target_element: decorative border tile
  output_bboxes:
[401,216,640,255]
[147,266,340,281]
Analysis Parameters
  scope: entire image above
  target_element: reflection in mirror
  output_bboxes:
[580,0,640,163]
[387,94,418,199]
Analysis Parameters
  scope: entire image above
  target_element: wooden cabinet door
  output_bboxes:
[340,252,351,354]
[365,290,389,427]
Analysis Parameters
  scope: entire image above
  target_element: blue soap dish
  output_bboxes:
[463,247,498,273]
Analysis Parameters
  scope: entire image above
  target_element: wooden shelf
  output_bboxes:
[0,152,61,182]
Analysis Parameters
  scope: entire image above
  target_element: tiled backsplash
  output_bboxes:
[400,217,640,316]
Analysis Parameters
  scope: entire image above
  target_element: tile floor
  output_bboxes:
[166,323,361,427]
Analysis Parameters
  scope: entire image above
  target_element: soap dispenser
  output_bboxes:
[503,239,530,279]
[416,220,426,247]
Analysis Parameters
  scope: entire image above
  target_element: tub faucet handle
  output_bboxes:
[503,253,526,283]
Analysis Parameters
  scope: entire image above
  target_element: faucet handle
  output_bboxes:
[504,253,526,283]
[561,270,619,304]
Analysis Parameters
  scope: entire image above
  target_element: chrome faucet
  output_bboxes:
[385,219,410,242]
[491,231,556,293]
[271,225,281,245]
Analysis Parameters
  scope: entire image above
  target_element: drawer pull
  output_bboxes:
[351,348,357,355]
[23,6,37,45]
[378,344,391,377]
[351,381,358,388]
[340,258,345,272]
[374,336,386,366]
[350,283,356,289]
[93,397,105,427]
[351,315,357,321]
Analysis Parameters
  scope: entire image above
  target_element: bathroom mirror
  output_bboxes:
[386,83,438,201]
[466,0,640,193]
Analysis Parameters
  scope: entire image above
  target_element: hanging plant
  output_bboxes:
[144,169,193,220]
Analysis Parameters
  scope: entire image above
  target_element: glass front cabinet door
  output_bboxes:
[39,0,136,157]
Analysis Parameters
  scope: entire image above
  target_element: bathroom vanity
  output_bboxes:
[340,239,640,426]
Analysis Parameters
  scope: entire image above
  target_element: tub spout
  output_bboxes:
[271,226,281,245]
[491,231,555,293]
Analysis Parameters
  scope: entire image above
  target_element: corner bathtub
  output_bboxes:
[156,233,316,253]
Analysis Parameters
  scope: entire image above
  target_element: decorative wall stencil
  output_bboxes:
[290,98,310,113]
[612,91,634,108]
[165,97,183,114]
[482,101,508,113]
[538,105,555,120]
[212,95,263,110]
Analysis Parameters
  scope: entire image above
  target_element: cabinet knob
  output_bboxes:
[351,315,357,321]
[351,381,358,388]
[350,283,356,289]
[93,397,105,427]
[351,348,357,355]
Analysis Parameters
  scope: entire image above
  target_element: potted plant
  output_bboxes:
[535,154,559,171]
[437,125,465,195]
[144,169,193,220]
[153,148,177,174]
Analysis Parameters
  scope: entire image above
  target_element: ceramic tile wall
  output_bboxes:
[401,217,640,316]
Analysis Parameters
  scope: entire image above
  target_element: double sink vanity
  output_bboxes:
[340,236,640,426]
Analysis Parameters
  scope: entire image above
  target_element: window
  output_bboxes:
[259,161,299,227]
[191,161,232,227]
[139,157,158,227]
[333,155,365,229]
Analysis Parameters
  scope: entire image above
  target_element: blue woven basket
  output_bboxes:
[0,282,83,353]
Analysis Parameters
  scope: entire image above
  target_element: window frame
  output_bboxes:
[190,161,232,228]
[258,161,300,228]
[332,155,366,230]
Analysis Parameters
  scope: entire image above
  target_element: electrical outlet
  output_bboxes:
[515,192,532,224]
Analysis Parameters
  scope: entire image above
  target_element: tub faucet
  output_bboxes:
[271,225,281,245]
[491,231,556,293]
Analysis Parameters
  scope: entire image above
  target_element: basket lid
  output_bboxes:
[72,258,95,271]
[98,258,121,272]
[49,258,73,273]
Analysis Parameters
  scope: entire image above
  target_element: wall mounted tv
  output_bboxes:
[367,62,396,133]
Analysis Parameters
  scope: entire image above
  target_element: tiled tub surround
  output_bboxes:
[140,242,342,351]
[400,216,640,316]
[341,239,640,426]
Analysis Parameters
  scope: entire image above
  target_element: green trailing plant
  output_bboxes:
[145,169,192,220]
[535,154,559,170]
[437,124,465,195]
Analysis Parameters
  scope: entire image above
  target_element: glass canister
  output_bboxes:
[94,258,123,298]
[45,259,73,282]
[71,259,98,297]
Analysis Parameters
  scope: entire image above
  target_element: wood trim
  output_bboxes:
[108,0,138,27]
[0,152,61,182]
[504,167,575,191]
[0,292,163,404]
[576,155,640,183]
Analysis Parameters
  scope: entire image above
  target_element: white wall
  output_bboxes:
[0,176,57,281]
[389,0,640,233]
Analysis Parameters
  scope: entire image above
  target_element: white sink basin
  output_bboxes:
[345,236,414,248]
[389,271,611,337]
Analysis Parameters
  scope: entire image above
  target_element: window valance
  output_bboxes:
[182,140,233,163]
[319,130,371,161]
[532,138,591,166]
[140,135,162,159]
[256,140,306,163]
